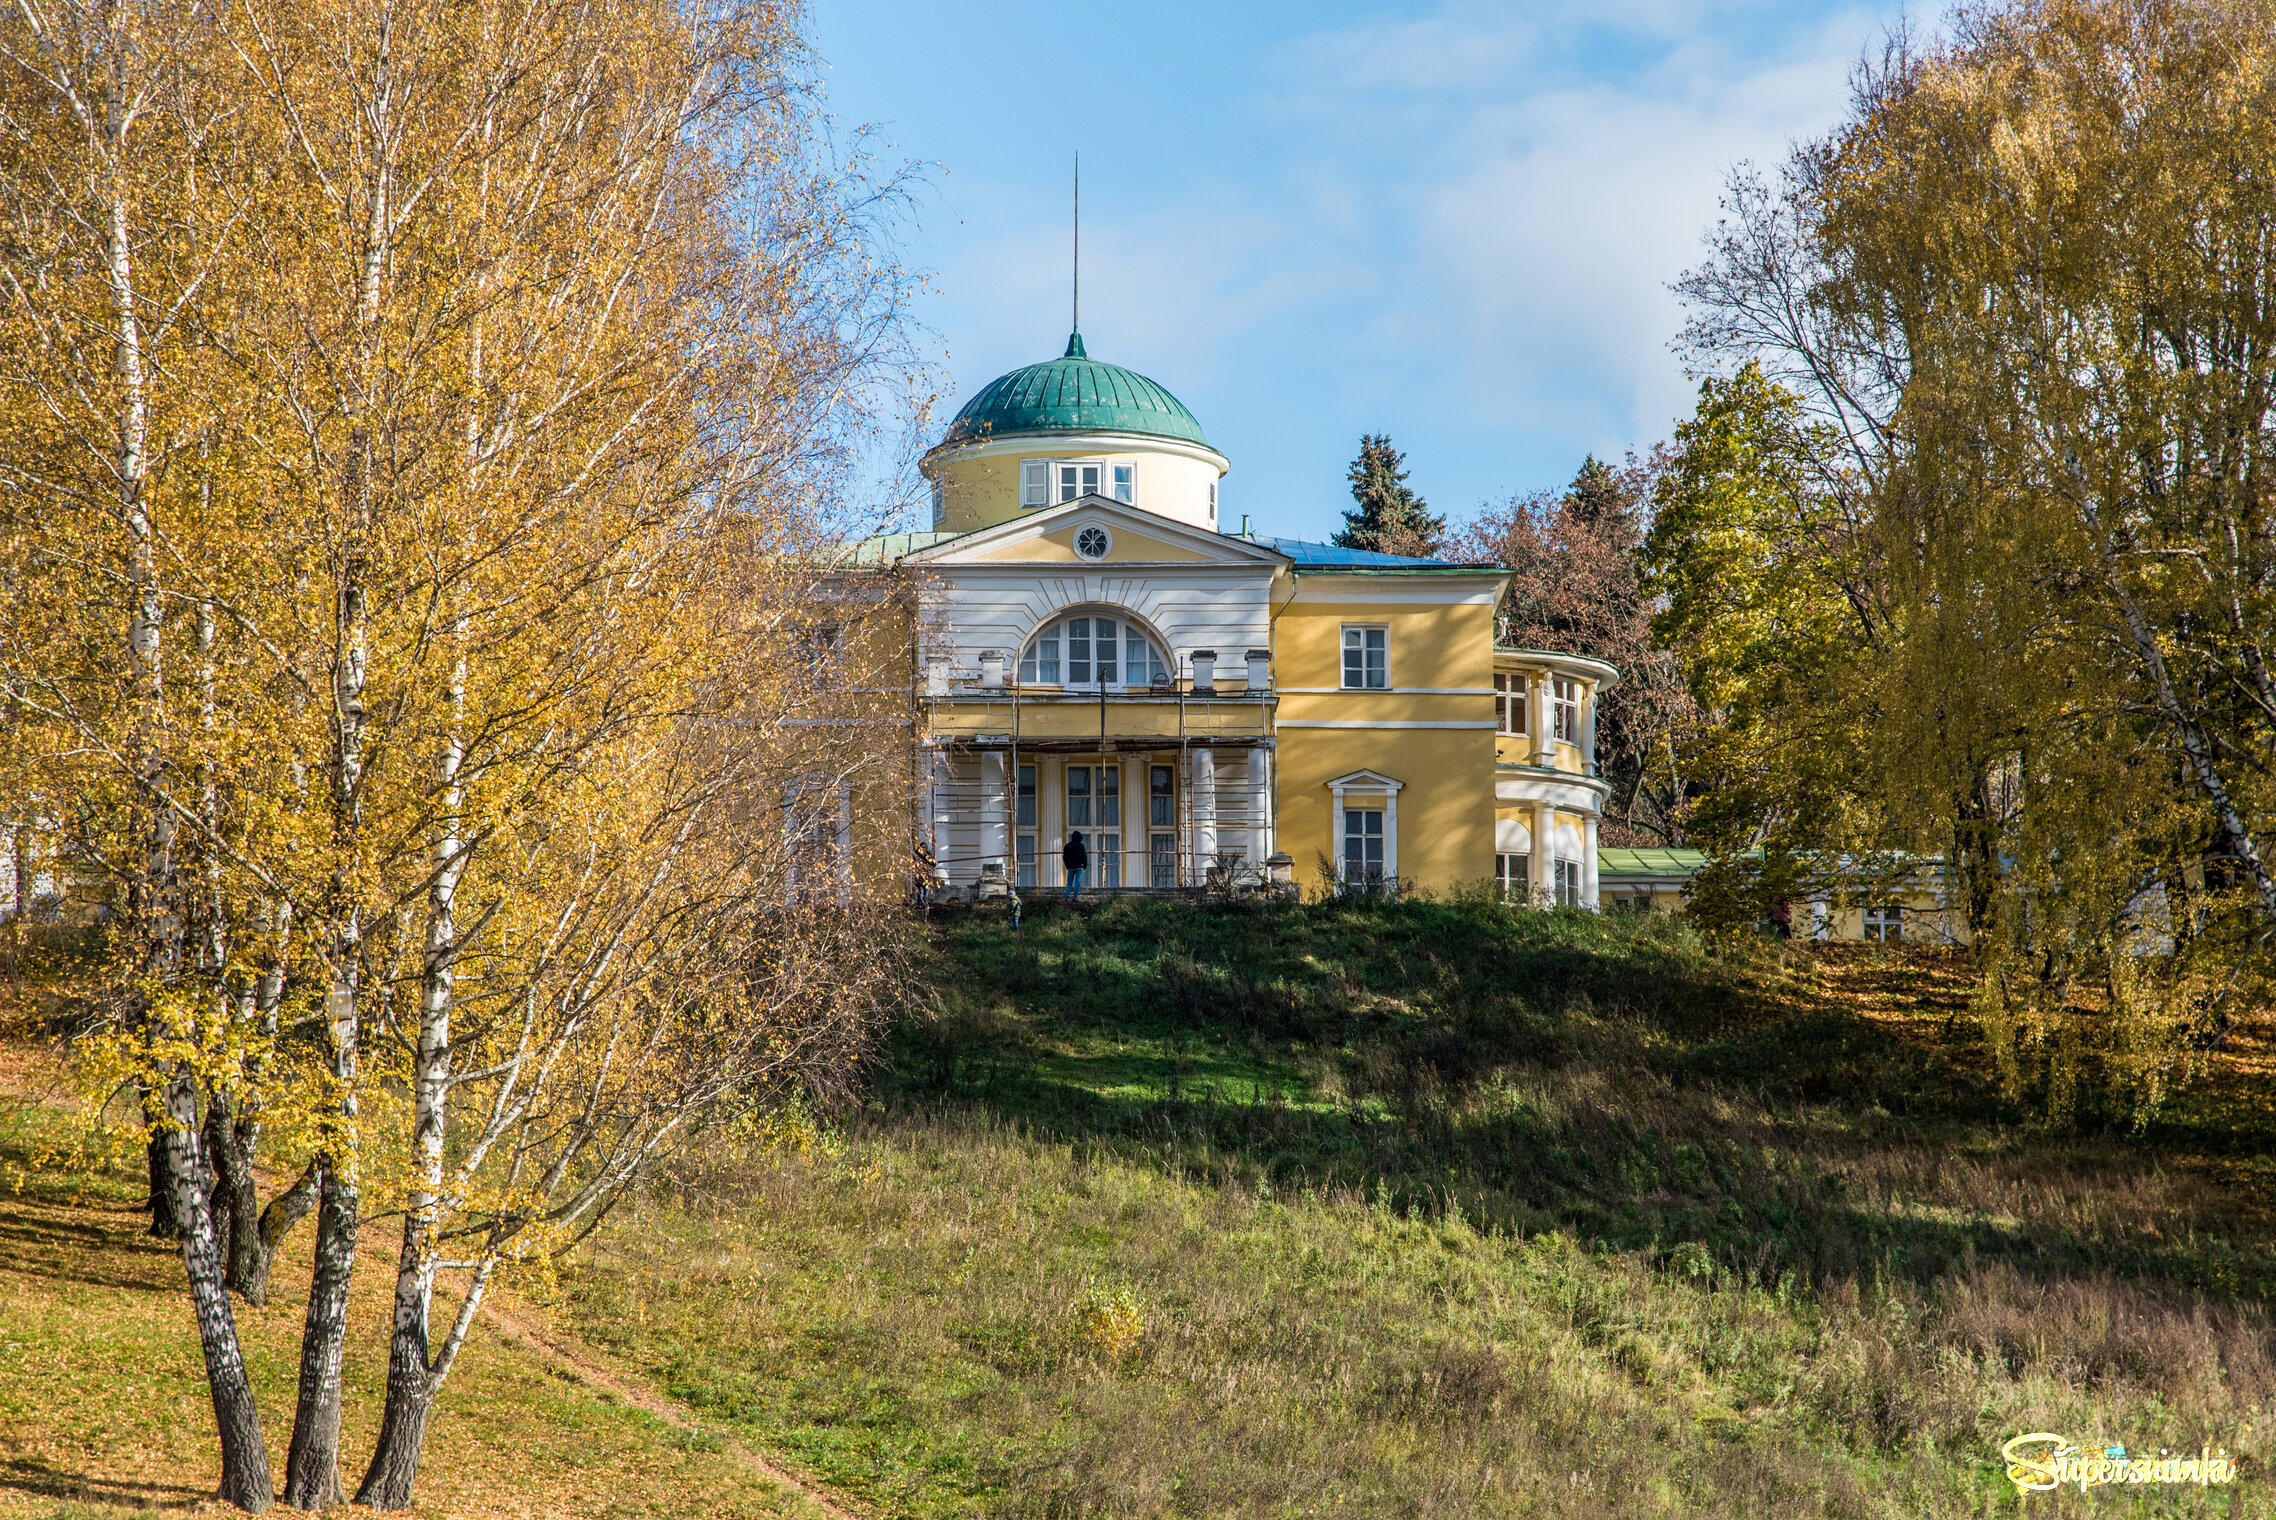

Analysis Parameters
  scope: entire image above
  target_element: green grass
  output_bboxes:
[562,895,2276,1518]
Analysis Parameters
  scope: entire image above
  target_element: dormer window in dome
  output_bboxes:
[1019,458,1135,509]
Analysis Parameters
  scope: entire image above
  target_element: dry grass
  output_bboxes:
[0,1067,842,1519]
[551,898,2276,1518]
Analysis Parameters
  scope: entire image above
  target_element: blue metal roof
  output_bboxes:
[1239,535,1488,572]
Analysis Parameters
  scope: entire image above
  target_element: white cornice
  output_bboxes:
[907,494,1286,568]
[922,431,1230,477]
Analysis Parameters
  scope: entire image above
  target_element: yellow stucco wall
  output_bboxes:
[1272,594,1497,691]
[928,439,1227,532]
[1278,726,1498,892]
[970,522,1214,563]
[1266,587,1504,892]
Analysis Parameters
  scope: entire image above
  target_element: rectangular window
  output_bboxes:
[1342,807,1385,888]
[1553,677,1580,743]
[1062,617,1121,687]
[1150,832,1177,888]
[1554,857,1582,907]
[1495,673,1527,735]
[799,623,843,684]
[1863,904,1903,942]
[1496,852,1529,901]
[1016,764,1036,829]
[1207,479,1217,523]
[1150,765,1174,829]
[1067,618,1092,685]
[1112,463,1134,503]
[1056,462,1104,502]
[1016,835,1037,889]
[1341,626,1388,690]
[1067,766,1120,887]
[930,479,946,524]
[1020,460,1050,508]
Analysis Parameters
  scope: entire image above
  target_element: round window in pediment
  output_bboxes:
[1075,524,1111,560]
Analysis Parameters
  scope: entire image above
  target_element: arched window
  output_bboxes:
[1019,614,1170,688]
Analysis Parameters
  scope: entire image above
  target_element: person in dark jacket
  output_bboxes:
[1062,831,1088,901]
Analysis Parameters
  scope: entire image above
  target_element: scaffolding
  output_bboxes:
[918,677,1275,891]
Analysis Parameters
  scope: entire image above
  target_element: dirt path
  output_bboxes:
[479,1297,868,1520]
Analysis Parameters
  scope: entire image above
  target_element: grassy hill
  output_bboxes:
[3,895,2270,1517]
[562,896,2275,1518]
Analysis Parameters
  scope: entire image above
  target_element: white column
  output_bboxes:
[1530,673,1553,766]
[1582,814,1599,910]
[1330,779,1348,888]
[1532,798,1555,904]
[1583,685,1598,777]
[980,749,1009,873]
[1248,748,1272,881]
[1189,746,1218,883]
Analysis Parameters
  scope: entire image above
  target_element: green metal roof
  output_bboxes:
[845,529,971,564]
[1597,847,1711,881]
[946,333,1210,447]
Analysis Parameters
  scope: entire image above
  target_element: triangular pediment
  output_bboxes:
[907,496,1288,568]
[1325,768,1406,792]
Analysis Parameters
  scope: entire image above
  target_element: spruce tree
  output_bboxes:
[1334,433,1446,558]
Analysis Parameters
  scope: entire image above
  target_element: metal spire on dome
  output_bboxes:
[1069,150,1082,356]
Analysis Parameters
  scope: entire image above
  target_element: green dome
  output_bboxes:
[946,333,1209,447]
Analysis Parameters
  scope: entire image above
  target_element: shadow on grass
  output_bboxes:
[0,1456,209,1510]
[883,894,2270,1299]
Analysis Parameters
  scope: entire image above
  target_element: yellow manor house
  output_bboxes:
[853,331,1615,904]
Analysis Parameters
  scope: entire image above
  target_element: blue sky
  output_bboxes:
[815,1,1911,543]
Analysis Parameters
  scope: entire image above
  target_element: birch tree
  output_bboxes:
[0,0,276,1506]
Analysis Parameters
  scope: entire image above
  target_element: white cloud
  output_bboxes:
[1272,1,1892,451]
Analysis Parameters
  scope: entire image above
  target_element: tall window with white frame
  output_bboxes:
[1343,807,1385,890]
[1020,460,1049,508]
[1863,904,1903,942]
[1496,851,1529,901]
[1552,677,1580,743]
[1112,464,1133,502]
[1149,765,1176,888]
[1494,673,1527,735]
[1554,857,1582,907]
[1342,626,1388,690]
[1067,764,1122,888]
